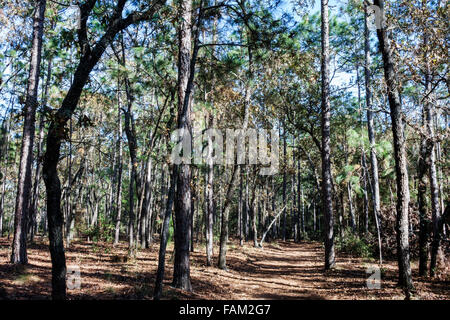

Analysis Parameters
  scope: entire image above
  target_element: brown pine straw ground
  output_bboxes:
[0,236,448,300]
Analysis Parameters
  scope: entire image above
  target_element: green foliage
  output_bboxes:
[336,230,374,259]
[168,216,174,244]
[81,214,115,243]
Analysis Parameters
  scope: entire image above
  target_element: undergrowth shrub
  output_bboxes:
[81,214,115,243]
[336,230,374,259]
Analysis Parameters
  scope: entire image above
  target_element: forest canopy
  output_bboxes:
[0,0,448,301]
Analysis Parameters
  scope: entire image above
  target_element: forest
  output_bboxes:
[0,0,448,302]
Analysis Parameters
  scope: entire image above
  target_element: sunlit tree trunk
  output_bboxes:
[114,86,124,245]
[321,0,335,270]
[364,3,382,265]
[282,123,287,241]
[373,0,413,296]
[206,113,215,265]
[11,0,46,265]
[172,0,203,290]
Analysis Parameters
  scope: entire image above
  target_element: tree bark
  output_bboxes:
[373,0,413,296]
[0,117,10,236]
[154,168,177,300]
[321,0,335,270]
[417,136,430,276]
[140,149,153,248]
[172,0,203,290]
[364,3,382,264]
[114,86,124,245]
[11,0,46,265]
[206,113,215,265]
[425,67,442,279]
[282,124,287,241]
[123,73,140,254]
[29,58,51,243]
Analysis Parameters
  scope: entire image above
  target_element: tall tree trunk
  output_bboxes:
[172,0,202,290]
[313,198,316,232]
[65,118,74,247]
[206,113,215,265]
[347,182,356,232]
[424,50,442,279]
[361,153,369,234]
[373,0,414,296]
[29,57,52,242]
[114,88,124,245]
[190,167,196,252]
[250,174,258,247]
[282,124,287,241]
[238,166,243,245]
[11,0,46,265]
[297,152,302,241]
[154,167,177,300]
[0,117,10,236]
[292,148,298,241]
[140,152,153,249]
[321,0,335,270]
[364,3,382,265]
[417,136,430,276]
[123,77,139,254]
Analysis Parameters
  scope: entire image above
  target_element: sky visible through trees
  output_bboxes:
[0,0,448,303]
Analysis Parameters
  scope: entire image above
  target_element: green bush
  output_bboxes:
[168,218,174,243]
[336,230,374,259]
[82,214,115,243]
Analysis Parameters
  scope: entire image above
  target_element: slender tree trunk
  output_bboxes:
[206,113,215,265]
[0,118,9,236]
[245,169,250,240]
[154,168,177,300]
[425,55,442,279]
[301,187,305,234]
[297,151,302,241]
[250,175,258,247]
[282,124,287,241]
[190,167,196,252]
[238,166,243,245]
[361,153,369,234]
[321,0,335,270]
[172,0,203,290]
[347,182,356,232]
[0,173,5,236]
[417,135,430,276]
[364,3,382,265]
[123,79,139,254]
[140,153,153,249]
[65,118,74,247]
[11,0,46,265]
[114,88,124,245]
[292,149,298,241]
[313,198,316,232]
[29,57,52,242]
[373,0,413,296]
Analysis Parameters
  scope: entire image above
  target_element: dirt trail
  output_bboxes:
[0,238,448,300]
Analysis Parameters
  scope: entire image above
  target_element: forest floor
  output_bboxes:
[0,236,448,300]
